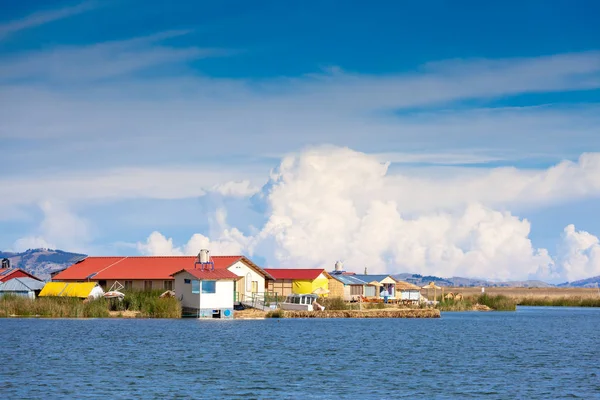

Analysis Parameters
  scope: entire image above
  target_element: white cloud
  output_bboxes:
[535,225,600,282]
[0,167,267,211]
[0,30,231,82]
[137,146,600,282]
[138,206,249,256]
[0,1,98,39]
[12,201,90,253]
[211,180,261,197]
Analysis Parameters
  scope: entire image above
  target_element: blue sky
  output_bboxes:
[1,1,600,281]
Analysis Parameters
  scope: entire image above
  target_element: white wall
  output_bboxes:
[400,290,421,301]
[173,271,234,310]
[227,260,265,299]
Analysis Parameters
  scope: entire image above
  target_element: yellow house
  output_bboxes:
[264,269,330,297]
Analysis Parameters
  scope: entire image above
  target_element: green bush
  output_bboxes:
[437,297,473,311]
[319,297,348,310]
[476,294,516,311]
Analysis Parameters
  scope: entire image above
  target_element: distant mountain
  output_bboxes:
[557,276,600,288]
[0,248,87,281]
[393,273,554,288]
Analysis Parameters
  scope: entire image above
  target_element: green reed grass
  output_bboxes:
[518,296,600,307]
[476,294,516,311]
[319,297,349,310]
[1,289,182,318]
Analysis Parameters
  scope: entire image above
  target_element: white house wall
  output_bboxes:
[173,271,234,310]
[227,260,265,299]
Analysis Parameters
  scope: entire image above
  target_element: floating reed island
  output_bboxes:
[268,308,440,319]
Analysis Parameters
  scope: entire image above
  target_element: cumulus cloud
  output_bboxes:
[137,230,247,257]
[137,146,600,282]
[13,201,90,252]
[535,225,600,282]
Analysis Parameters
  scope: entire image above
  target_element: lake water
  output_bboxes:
[1,307,599,399]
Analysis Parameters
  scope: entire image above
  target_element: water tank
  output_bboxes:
[334,261,343,272]
[199,249,210,264]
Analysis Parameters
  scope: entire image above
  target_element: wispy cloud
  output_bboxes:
[0,1,98,39]
[0,30,232,82]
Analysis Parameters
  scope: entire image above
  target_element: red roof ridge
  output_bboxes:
[83,255,244,259]
[93,256,129,277]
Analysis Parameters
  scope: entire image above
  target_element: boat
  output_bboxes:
[103,291,125,300]
[280,293,325,311]
[103,281,125,300]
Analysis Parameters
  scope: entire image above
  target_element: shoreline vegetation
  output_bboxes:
[0,289,181,318]
[2,289,599,319]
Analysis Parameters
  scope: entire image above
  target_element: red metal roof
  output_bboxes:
[263,268,327,280]
[0,268,42,282]
[174,268,240,280]
[52,256,245,281]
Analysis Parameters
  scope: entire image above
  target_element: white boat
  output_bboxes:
[280,294,324,311]
[103,290,125,299]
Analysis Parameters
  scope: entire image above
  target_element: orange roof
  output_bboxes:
[52,256,247,281]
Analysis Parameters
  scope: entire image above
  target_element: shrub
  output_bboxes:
[319,297,348,310]
[476,294,516,311]
[266,309,285,318]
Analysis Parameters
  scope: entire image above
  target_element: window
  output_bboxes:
[184,279,191,284]
[144,280,152,291]
[251,281,258,293]
[202,281,216,294]
[124,281,133,290]
[164,280,173,291]
[245,273,252,292]
[192,280,200,294]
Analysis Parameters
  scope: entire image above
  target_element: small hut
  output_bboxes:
[0,277,45,299]
[396,280,421,303]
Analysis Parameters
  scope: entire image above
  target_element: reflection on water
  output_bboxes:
[1,307,599,399]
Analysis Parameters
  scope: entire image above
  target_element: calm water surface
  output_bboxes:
[1,307,599,399]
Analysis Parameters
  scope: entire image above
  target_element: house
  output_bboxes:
[0,263,42,283]
[0,277,45,299]
[328,273,371,301]
[39,281,104,299]
[172,268,239,319]
[352,274,398,299]
[52,252,273,301]
[395,281,421,303]
[264,269,331,297]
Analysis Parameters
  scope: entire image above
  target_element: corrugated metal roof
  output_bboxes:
[0,277,45,292]
[263,268,327,280]
[352,274,397,283]
[52,256,248,281]
[330,274,369,285]
[39,282,98,298]
[174,268,240,280]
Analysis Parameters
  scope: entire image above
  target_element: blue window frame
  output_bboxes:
[202,281,216,294]
[191,280,216,294]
